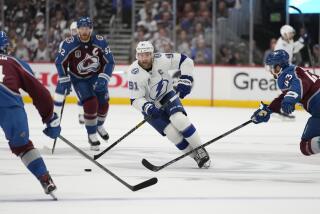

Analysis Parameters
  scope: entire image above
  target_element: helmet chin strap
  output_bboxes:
[271,66,282,79]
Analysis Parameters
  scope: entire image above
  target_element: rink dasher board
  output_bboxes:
[21,63,320,108]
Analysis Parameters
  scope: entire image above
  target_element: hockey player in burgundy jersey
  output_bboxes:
[54,17,115,151]
[0,31,61,199]
[251,49,320,156]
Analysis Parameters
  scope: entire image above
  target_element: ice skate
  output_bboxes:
[39,173,57,200]
[193,147,211,169]
[97,125,109,141]
[88,134,101,151]
[272,111,295,121]
[78,114,85,124]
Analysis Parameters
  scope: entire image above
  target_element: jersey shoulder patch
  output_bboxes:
[131,67,139,74]
[64,36,75,44]
[59,36,79,55]
[92,35,108,49]
[96,34,104,41]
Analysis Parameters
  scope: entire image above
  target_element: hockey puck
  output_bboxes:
[84,168,92,172]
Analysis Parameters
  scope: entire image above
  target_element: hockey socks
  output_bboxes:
[83,97,98,135]
[170,112,203,149]
[300,136,320,156]
[164,124,194,154]
[20,148,48,178]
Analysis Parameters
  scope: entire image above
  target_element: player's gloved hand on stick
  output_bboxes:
[143,102,161,119]
[58,76,72,95]
[94,73,109,93]
[251,102,272,124]
[281,95,296,114]
[43,113,61,139]
[176,75,193,99]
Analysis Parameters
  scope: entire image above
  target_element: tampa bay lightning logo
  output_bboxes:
[131,68,139,74]
[77,53,100,75]
[149,79,169,101]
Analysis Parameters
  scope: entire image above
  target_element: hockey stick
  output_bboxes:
[142,120,253,172]
[52,94,66,154]
[58,135,158,191]
[289,5,316,74]
[93,93,180,160]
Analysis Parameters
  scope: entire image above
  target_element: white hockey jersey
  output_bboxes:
[274,37,304,64]
[128,53,194,112]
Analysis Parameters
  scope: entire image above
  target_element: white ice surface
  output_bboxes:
[1,104,320,214]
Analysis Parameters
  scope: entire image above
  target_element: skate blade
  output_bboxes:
[49,192,58,201]
[201,159,211,169]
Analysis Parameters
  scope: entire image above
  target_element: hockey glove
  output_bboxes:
[43,113,61,139]
[251,102,272,124]
[58,76,72,95]
[281,97,296,115]
[176,75,193,99]
[94,73,109,93]
[143,102,162,119]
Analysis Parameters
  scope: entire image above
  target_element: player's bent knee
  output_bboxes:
[10,140,35,156]
[169,112,190,131]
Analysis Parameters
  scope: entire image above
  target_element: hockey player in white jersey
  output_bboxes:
[128,41,211,168]
[275,25,306,64]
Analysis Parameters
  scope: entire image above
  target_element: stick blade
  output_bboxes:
[141,158,161,172]
[131,177,158,191]
[93,153,102,160]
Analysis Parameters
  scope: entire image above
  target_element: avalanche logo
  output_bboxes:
[77,53,100,75]
[149,79,169,101]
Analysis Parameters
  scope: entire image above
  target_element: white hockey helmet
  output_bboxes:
[280,25,295,40]
[136,41,154,59]
[69,21,78,36]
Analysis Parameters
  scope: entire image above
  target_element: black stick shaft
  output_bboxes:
[143,120,253,171]
[58,135,157,191]
[94,93,179,160]
[94,117,150,160]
